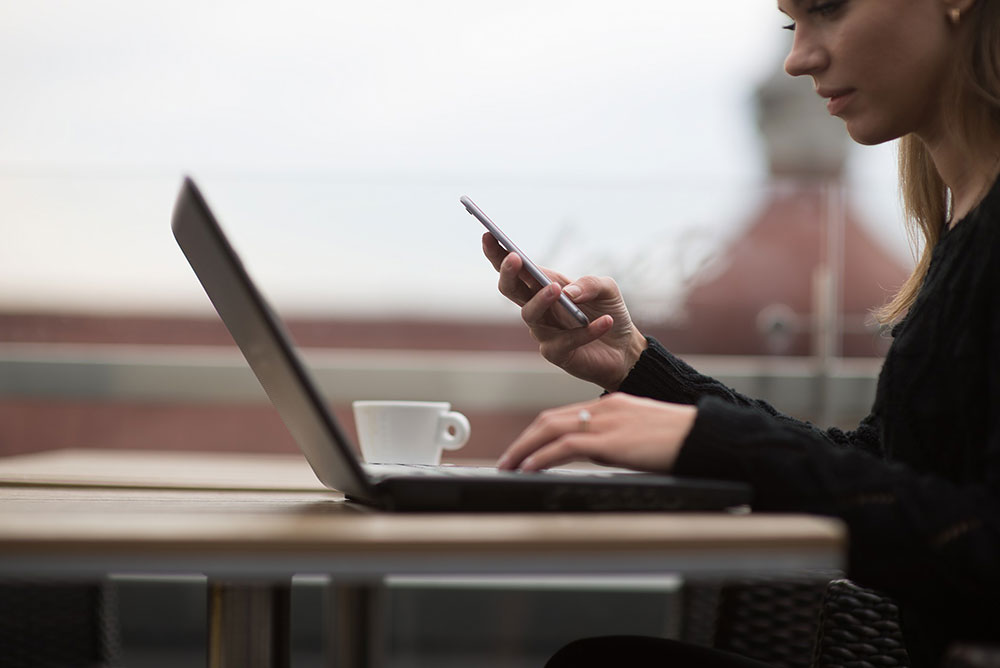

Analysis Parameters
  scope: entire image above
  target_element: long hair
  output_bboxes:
[876,1,1000,324]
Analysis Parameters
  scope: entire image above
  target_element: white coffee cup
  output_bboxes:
[351,400,471,465]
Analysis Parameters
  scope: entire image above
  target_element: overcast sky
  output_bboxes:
[0,1,905,319]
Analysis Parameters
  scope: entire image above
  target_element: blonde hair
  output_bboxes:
[876,1,1000,324]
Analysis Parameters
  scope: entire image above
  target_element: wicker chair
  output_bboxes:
[812,579,908,668]
[681,576,908,668]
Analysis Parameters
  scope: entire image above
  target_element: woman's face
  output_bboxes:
[778,0,961,146]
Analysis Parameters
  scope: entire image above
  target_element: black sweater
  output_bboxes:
[617,177,1000,667]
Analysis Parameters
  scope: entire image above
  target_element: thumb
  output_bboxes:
[563,276,617,304]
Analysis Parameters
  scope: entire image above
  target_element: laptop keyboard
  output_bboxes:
[363,462,626,478]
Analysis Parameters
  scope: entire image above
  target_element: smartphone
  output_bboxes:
[461,195,589,327]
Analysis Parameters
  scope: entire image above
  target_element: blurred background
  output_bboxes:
[0,1,912,665]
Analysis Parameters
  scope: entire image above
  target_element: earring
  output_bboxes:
[949,7,961,24]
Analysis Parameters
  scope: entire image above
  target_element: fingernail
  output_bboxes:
[563,284,582,299]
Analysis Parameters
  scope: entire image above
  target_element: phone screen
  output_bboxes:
[461,196,589,327]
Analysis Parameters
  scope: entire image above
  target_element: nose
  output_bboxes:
[784,29,828,78]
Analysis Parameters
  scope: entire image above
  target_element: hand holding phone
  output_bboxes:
[462,195,589,327]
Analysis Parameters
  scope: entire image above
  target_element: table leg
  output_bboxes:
[325,580,385,668]
[207,578,291,668]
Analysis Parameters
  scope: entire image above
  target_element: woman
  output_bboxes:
[483,1,1000,666]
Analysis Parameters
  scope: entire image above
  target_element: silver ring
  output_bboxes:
[577,408,592,433]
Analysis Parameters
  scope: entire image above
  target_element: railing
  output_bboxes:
[0,342,880,425]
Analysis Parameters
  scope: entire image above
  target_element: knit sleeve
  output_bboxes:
[631,184,1000,665]
[673,397,1000,610]
[668,199,1000,615]
[618,336,883,457]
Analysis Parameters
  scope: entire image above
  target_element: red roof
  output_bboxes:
[656,184,910,357]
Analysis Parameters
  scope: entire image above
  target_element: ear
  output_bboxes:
[943,0,977,23]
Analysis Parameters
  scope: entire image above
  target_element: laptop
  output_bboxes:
[170,177,752,512]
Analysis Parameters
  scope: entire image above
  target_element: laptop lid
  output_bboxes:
[171,176,381,506]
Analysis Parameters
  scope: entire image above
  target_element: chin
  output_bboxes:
[844,120,900,147]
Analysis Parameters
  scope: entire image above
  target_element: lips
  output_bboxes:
[818,88,856,116]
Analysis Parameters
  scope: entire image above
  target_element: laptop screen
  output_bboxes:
[170,177,378,504]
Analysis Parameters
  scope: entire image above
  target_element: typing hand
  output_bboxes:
[496,393,697,473]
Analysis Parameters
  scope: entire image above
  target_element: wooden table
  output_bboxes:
[0,449,846,667]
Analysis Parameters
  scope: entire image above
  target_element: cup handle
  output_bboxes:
[437,411,470,451]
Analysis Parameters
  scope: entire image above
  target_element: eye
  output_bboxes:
[782,0,845,31]
[809,0,846,17]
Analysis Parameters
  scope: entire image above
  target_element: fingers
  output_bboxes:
[492,240,549,307]
[482,233,507,271]
[536,313,615,363]
[497,395,695,473]
[519,283,563,322]
[485,232,577,306]
[519,437,601,472]
[562,274,621,306]
[497,402,601,471]
[518,274,622,330]
[497,253,538,306]
[519,282,608,329]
